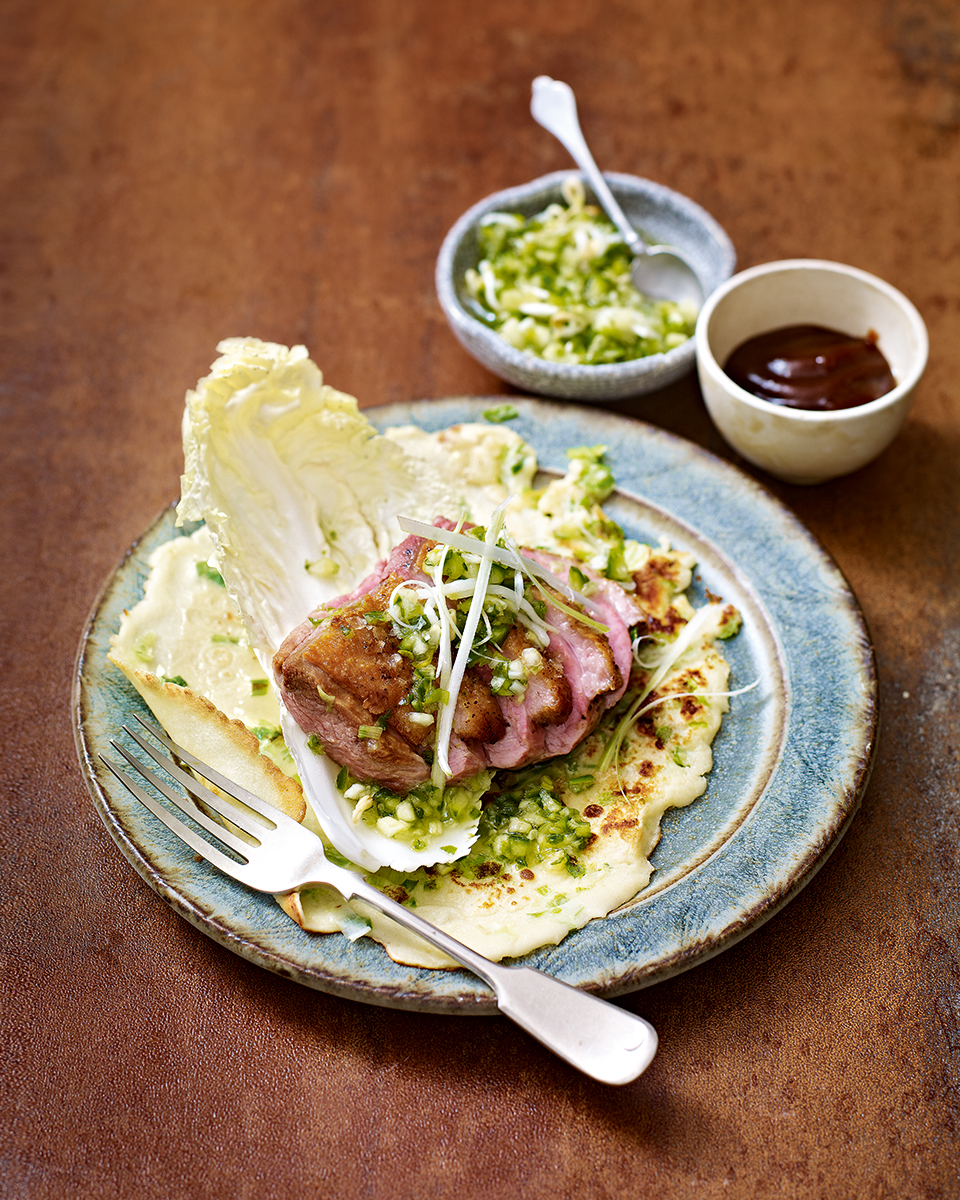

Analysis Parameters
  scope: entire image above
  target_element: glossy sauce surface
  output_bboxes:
[723,324,896,410]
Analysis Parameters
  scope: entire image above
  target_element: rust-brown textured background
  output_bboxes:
[2,2,958,1197]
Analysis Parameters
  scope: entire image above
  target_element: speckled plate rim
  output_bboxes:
[73,397,876,1014]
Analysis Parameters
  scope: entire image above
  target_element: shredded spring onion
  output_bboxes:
[388,510,621,785]
[428,538,456,779]
[433,505,507,780]
[396,515,608,631]
[599,604,746,773]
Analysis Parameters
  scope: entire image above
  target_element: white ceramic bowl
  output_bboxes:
[695,259,928,484]
[436,171,736,401]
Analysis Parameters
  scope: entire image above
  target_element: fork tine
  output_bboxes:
[130,714,295,828]
[99,754,252,879]
[108,739,258,857]
[122,722,274,840]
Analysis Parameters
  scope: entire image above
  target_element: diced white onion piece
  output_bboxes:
[351,795,374,823]
[377,816,406,838]
[478,260,501,311]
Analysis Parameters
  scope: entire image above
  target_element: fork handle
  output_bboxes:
[335,871,658,1086]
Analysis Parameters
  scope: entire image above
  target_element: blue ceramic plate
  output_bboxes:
[73,398,876,1013]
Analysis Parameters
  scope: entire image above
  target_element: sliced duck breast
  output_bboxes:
[273,529,634,790]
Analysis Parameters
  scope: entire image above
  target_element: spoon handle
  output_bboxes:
[530,76,643,255]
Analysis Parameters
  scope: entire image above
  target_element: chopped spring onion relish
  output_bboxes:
[463,177,697,365]
[346,770,593,874]
[338,765,491,850]
[475,777,593,876]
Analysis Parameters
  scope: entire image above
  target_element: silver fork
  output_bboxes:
[100,716,658,1086]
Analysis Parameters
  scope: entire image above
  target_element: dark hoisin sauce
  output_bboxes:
[723,324,896,411]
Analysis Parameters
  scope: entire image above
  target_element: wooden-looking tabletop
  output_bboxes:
[2,2,958,1197]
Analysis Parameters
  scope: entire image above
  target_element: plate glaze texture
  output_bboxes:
[74,398,876,1014]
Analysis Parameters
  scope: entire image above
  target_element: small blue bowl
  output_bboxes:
[436,170,736,402]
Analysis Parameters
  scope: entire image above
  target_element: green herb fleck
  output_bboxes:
[162,674,189,688]
[568,565,598,597]
[483,403,519,424]
[250,678,269,696]
[196,561,225,587]
[305,556,340,578]
[717,607,743,640]
[133,633,156,663]
[251,724,281,742]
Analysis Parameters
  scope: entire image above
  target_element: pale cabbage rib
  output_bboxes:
[176,338,468,658]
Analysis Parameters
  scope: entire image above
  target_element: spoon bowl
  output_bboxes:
[629,244,705,309]
[530,76,704,307]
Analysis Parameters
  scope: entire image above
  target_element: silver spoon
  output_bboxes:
[530,76,703,308]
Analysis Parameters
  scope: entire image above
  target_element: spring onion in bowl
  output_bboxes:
[463,177,697,365]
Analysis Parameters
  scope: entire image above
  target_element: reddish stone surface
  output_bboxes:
[1,2,957,1197]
